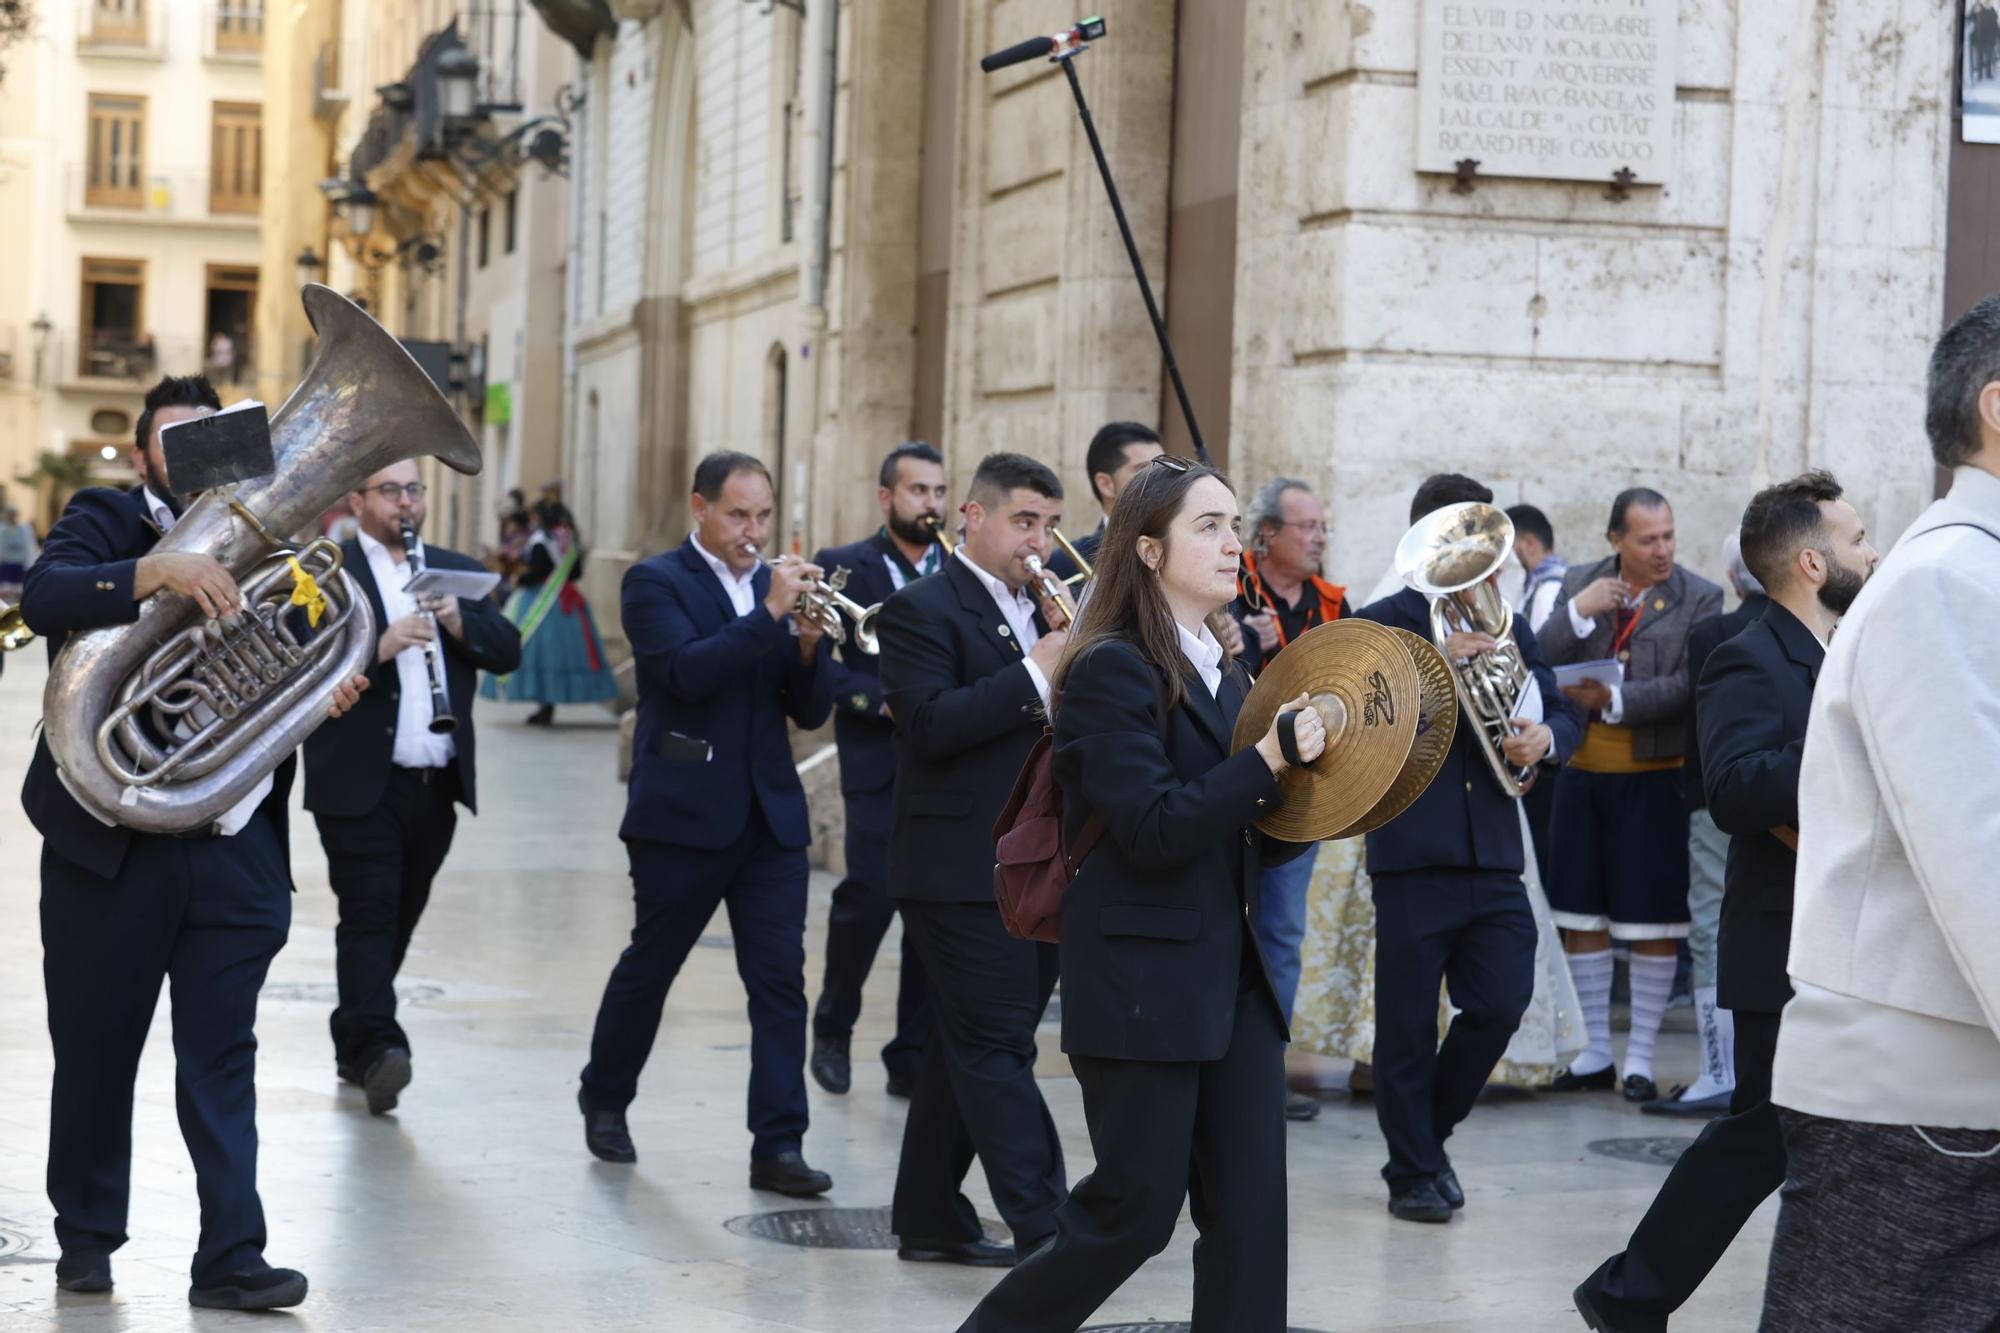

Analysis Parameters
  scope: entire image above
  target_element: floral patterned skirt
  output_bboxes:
[1290,807,1586,1088]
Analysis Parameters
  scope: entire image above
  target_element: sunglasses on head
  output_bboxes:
[1146,454,1194,475]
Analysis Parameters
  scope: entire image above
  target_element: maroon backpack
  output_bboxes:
[991,670,1171,943]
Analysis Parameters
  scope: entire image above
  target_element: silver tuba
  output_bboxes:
[43,285,482,833]
[1394,501,1537,796]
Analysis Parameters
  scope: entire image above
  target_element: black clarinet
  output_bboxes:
[399,519,457,734]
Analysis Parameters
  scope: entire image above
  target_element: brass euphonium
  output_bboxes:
[1394,501,1537,796]
[42,285,482,833]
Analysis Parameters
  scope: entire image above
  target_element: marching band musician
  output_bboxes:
[576,451,836,1198]
[20,375,367,1310]
[1354,473,1580,1224]
[303,459,521,1116]
[806,442,947,1100]
[1047,420,1163,580]
[879,452,1070,1268]
[961,458,1320,1332]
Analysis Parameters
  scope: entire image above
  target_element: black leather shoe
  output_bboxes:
[578,1089,636,1163]
[1573,1265,1665,1333]
[362,1047,411,1116]
[335,1061,362,1087]
[750,1151,832,1197]
[1436,1165,1465,1210]
[1642,1085,1731,1117]
[896,1238,1018,1267]
[1348,1061,1375,1096]
[884,1071,915,1099]
[1621,1074,1659,1103]
[55,1252,112,1293]
[1285,1090,1322,1121]
[526,704,555,726]
[809,1039,851,1095]
[188,1265,308,1310]
[1387,1178,1454,1224]
[1545,1064,1617,1092]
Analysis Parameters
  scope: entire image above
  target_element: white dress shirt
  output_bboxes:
[358,529,456,770]
[143,487,273,835]
[1567,595,1636,722]
[1176,620,1224,698]
[954,548,1050,709]
[691,534,759,618]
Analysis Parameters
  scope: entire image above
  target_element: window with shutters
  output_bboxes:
[210,102,262,215]
[87,0,148,46]
[85,94,146,209]
[214,2,265,55]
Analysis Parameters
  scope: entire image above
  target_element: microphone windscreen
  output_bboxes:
[980,34,1056,72]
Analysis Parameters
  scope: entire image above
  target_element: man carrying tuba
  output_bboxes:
[18,375,366,1311]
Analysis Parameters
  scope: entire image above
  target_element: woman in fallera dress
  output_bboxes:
[959,459,1324,1333]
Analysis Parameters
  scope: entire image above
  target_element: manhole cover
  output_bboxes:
[723,1205,1003,1250]
[0,1227,31,1260]
[261,982,446,1006]
[1588,1136,1697,1166]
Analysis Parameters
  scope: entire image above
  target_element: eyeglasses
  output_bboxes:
[1147,455,1193,474]
[1275,519,1327,536]
[368,482,427,501]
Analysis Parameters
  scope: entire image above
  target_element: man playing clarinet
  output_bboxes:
[304,459,522,1115]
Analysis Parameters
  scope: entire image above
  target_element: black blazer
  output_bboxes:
[1354,588,1581,876]
[19,485,296,881]
[1683,593,1768,811]
[619,538,833,850]
[302,537,522,818]
[1054,638,1305,1062]
[1046,522,1103,583]
[810,532,939,800]
[878,555,1049,903]
[1696,602,1822,1014]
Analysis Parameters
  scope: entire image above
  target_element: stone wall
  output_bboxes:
[1227,0,1953,595]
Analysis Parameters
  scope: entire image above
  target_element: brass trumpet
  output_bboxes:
[1022,554,1077,632]
[760,552,882,654]
[919,512,956,555]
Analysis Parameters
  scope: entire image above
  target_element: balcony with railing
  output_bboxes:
[78,0,166,57]
[205,1,265,60]
[67,164,262,228]
[46,330,253,393]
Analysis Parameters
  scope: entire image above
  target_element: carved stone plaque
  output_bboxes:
[1417,0,1678,185]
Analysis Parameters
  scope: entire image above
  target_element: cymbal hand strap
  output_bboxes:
[1277,710,1309,768]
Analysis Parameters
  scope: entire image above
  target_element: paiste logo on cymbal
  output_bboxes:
[1362,670,1395,727]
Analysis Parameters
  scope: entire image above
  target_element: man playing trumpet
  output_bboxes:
[577,451,836,1197]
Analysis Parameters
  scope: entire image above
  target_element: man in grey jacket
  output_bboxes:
[1536,491,1722,1102]
[1760,296,2000,1330]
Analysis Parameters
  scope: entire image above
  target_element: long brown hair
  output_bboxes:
[1049,461,1234,717]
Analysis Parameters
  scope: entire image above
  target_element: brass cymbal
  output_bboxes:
[1327,627,1458,840]
[1231,619,1422,842]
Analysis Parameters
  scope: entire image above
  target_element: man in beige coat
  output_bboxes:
[1762,295,2000,1329]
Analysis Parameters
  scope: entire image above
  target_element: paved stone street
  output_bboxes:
[0,650,1772,1330]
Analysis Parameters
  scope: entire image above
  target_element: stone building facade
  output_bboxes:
[540,0,1960,648]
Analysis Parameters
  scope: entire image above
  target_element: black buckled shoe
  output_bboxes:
[1436,1164,1465,1210]
[809,1038,852,1095]
[1621,1074,1659,1103]
[1545,1064,1618,1092]
[55,1252,112,1294]
[362,1047,412,1116]
[885,1070,915,1099]
[188,1265,308,1310]
[1387,1178,1454,1224]
[749,1151,832,1197]
[1284,1090,1322,1121]
[896,1238,1017,1267]
[1641,1083,1729,1117]
[578,1088,637,1163]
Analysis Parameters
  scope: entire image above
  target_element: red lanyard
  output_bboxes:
[1612,603,1644,655]
[1243,552,1342,647]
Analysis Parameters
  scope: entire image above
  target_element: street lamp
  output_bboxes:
[437,45,481,125]
[30,312,51,385]
[343,184,378,238]
[295,246,324,290]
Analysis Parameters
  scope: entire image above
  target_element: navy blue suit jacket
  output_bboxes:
[1682,593,1769,811]
[619,537,833,850]
[810,532,940,802]
[303,538,522,818]
[19,485,297,881]
[1354,588,1580,876]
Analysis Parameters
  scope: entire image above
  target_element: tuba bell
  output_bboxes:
[1394,501,1538,796]
[41,285,483,834]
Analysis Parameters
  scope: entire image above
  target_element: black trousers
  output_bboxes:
[1370,869,1536,1187]
[1581,1010,1788,1329]
[892,899,1065,1249]
[580,809,811,1159]
[1522,773,1557,888]
[811,797,929,1077]
[315,765,459,1070]
[41,818,290,1285]
[962,960,1288,1333]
